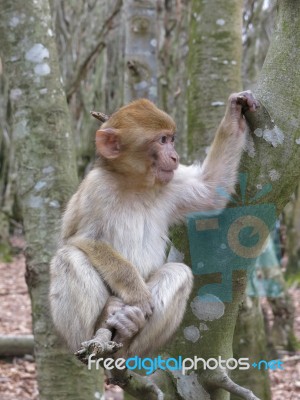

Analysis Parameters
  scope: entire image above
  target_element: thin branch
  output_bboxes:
[108,369,164,400]
[75,328,164,399]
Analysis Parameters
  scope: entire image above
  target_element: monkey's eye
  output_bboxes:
[159,136,168,144]
[171,135,176,143]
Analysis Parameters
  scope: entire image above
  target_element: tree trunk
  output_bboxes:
[187,0,243,161]
[157,0,190,161]
[0,0,103,398]
[168,1,300,399]
[123,0,158,103]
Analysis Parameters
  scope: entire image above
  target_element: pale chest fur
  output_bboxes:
[100,195,170,279]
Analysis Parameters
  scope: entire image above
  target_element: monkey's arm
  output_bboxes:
[68,237,153,317]
[168,91,259,218]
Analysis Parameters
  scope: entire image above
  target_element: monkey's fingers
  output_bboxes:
[236,92,260,114]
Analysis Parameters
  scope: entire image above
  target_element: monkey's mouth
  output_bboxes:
[157,169,175,184]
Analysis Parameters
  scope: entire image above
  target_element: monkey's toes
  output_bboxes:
[75,339,123,364]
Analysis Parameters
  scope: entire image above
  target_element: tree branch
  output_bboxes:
[203,370,261,400]
[75,328,165,400]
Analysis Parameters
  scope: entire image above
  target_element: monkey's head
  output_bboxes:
[95,99,179,187]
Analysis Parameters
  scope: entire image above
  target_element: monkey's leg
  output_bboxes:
[110,262,193,357]
[49,245,110,352]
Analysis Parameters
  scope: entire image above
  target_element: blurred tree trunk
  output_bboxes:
[0,0,103,399]
[157,0,190,161]
[123,0,158,103]
[51,0,122,175]
[242,0,276,89]
[105,0,125,114]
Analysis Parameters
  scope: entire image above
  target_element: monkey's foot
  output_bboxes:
[75,328,123,364]
[75,339,123,364]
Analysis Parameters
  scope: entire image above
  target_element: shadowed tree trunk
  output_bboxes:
[0,0,103,398]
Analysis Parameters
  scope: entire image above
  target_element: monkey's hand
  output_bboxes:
[106,305,148,343]
[69,237,154,318]
[224,91,259,134]
[128,290,154,319]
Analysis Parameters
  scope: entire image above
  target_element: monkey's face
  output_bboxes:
[150,132,179,184]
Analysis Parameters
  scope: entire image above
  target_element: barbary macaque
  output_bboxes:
[49,92,258,357]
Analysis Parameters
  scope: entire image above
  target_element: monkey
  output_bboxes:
[49,91,259,358]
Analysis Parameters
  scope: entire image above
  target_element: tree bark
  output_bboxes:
[0,0,103,398]
[168,1,300,399]
[123,0,158,103]
[187,0,243,161]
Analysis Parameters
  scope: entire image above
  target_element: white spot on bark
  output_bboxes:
[14,119,29,138]
[216,19,225,26]
[199,323,209,331]
[269,169,280,181]
[47,28,53,37]
[10,88,22,101]
[150,39,157,47]
[211,101,224,107]
[223,60,229,64]
[295,138,300,145]
[134,81,148,90]
[65,132,70,138]
[34,63,50,76]
[191,294,225,321]
[193,13,201,22]
[149,86,157,99]
[9,17,20,27]
[256,184,263,190]
[245,132,256,158]
[34,181,47,191]
[183,326,200,343]
[42,166,55,174]
[231,60,237,65]
[254,128,263,137]
[25,43,49,63]
[211,57,218,61]
[262,126,284,147]
[49,200,60,208]
[263,0,270,11]
[28,195,43,208]
[39,88,48,94]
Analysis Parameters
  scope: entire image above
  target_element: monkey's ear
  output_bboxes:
[95,128,121,159]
